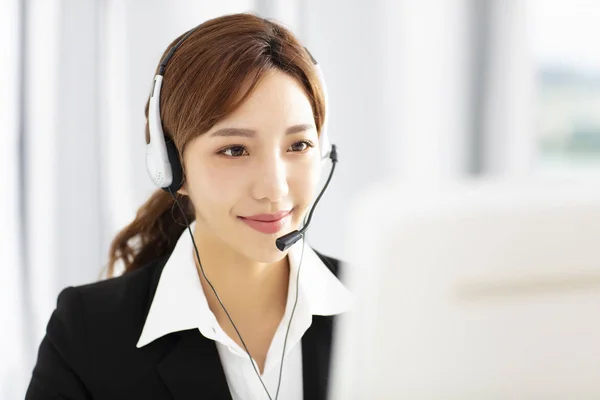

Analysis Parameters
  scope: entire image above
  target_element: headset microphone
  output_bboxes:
[275,144,338,251]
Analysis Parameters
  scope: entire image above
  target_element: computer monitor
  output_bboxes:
[330,179,600,399]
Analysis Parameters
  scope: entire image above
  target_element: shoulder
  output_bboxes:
[27,255,176,397]
[73,256,164,312]
[48,255,169,351]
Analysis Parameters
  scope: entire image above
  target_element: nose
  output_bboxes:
[251,153,289,203]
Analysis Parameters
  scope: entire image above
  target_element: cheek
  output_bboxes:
[289,161,322,204]
[185,162,244,211]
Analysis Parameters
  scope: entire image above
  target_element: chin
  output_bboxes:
[242,233,292,263]
[246,245,289,264]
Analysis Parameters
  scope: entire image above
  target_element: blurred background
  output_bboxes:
[1,0,598,397]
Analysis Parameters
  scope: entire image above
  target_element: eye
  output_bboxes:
[288,140,314,152]
[219,145,248,158]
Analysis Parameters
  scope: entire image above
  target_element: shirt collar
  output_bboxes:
[136,224,352,348]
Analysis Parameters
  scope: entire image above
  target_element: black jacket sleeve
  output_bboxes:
[25,287,93,399]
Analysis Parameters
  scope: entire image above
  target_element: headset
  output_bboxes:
[144,21,338,400]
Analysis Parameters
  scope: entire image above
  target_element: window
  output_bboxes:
[530,0,600,170]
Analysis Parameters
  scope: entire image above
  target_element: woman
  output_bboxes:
[26,12,351,400]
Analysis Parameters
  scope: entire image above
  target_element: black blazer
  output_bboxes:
[25,250,341,400]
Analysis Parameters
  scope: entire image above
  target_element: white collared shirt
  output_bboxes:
[136,224,352,400]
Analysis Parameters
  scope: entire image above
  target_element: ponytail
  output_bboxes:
[106,190,195,277]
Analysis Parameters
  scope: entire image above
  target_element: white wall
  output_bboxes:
[0,1,27,398]
[24,0,63,361]
[482,0,536,175]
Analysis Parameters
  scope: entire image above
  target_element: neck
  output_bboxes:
[190,223,290,321]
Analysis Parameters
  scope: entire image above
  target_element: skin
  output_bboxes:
[178,69,323,373]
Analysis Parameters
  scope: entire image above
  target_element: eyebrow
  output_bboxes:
[209,123,315,138]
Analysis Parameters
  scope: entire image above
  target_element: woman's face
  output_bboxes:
[181,69,323,263]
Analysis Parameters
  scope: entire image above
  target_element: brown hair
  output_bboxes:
[105,13,326,277]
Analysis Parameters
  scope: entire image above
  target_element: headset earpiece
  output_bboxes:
[164,139,184,193]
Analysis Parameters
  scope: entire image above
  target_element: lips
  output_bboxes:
[238,210,292,234]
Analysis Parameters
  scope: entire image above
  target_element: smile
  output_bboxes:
[238,210,293,234]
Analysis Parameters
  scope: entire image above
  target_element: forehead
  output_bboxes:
[213,69,315,129]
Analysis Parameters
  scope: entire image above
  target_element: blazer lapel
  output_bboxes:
[157,329,232,400]
[302,315,335,400]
